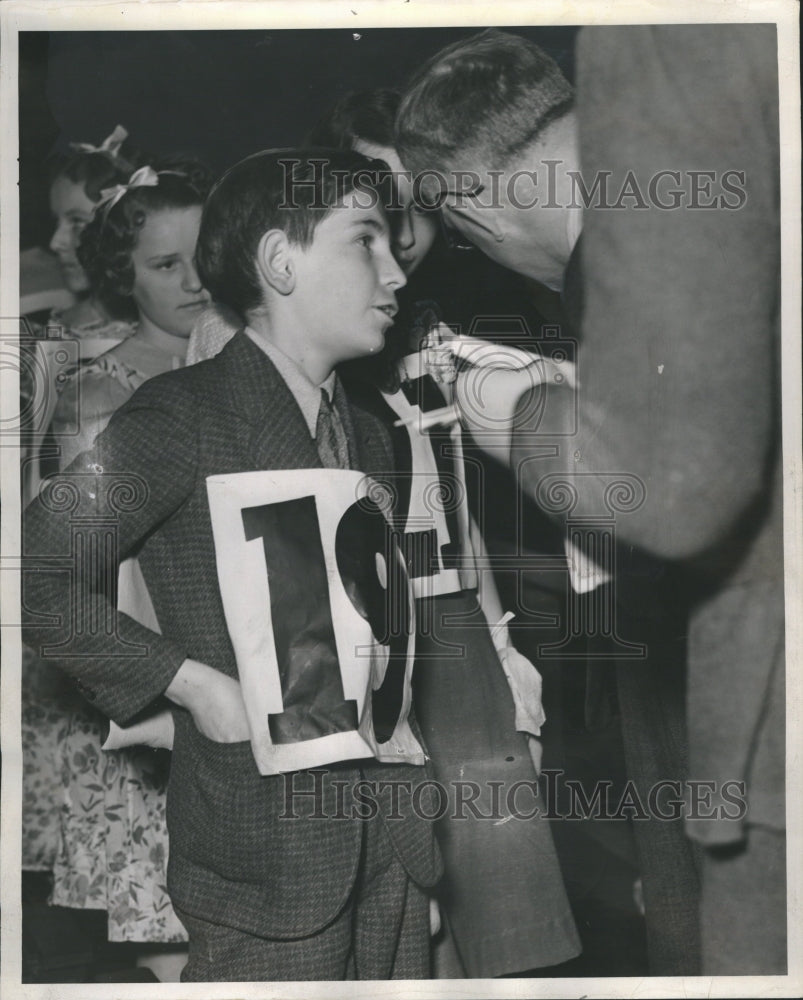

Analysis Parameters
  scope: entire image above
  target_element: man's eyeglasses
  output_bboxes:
[438,211,476,252]
[417,183,484,252]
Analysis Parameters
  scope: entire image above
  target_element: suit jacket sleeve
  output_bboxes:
[23,375,199,723]
[513,25,780,564]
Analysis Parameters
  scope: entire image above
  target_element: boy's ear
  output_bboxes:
[255,229,296,295]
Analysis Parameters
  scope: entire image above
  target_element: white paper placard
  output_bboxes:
[206,468,424,775]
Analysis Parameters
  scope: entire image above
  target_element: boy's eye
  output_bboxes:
[357,235,373,249]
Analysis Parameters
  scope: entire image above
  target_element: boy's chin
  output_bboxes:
[353,328,389,358]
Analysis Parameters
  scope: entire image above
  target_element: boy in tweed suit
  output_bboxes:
[23,149,442,981]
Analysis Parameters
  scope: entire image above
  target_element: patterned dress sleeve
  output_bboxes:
[54,354,148,470]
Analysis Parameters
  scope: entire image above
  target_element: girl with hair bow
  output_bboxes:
[25,148,214,982]
[45,125,142,338]
[22,127,143,902]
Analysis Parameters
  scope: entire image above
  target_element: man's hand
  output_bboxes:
[165,658,250,743]
[456,365,540,432]
[452,345,575,463]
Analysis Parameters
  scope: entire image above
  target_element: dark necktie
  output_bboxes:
[316,389,350,470]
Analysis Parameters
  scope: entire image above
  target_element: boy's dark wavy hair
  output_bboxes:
[77,158,213,306]
[196,147,394,319]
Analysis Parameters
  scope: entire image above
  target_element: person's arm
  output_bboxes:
[470,514,546,771]
[23,374,244,740]
[554,27,778,562]
[465,26,780,565]
[471,513,505,627]
[165,657,250,743]
[103,658,251,749]
[454,363,574,467]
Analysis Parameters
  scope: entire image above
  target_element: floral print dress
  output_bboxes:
[21,647,78,871]
[25,332,188,943]
[51,706,183,941]
[22,310,137,875]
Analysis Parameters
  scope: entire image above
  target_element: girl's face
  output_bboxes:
[352,141,438,277]
[49,176,96,293]
[130,205,210,339]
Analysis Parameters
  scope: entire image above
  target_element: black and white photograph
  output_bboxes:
[1,1,800,996]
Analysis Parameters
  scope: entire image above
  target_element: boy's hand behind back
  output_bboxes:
[166,658,251,743]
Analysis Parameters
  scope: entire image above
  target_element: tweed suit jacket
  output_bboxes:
[513,26,783,846]
[23,330,441,939]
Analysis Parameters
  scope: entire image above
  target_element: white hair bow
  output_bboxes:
[96,165,160,215]
[68,124,129,159]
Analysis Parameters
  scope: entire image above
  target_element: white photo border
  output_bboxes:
[1,2,800,998]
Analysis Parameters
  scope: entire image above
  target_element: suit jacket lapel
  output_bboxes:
[217,331,393,477]
[218,331,322,472]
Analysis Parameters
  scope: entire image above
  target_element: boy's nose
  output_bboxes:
[382,251,407,292]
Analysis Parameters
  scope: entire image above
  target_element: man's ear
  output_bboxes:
[255,229,296,295]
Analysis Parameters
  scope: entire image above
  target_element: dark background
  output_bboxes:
[19,26,578,250]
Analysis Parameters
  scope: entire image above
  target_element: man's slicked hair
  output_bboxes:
[196,148,390,317]
[396,29,573,176]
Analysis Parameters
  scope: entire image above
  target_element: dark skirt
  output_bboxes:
[412,590,581,977]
